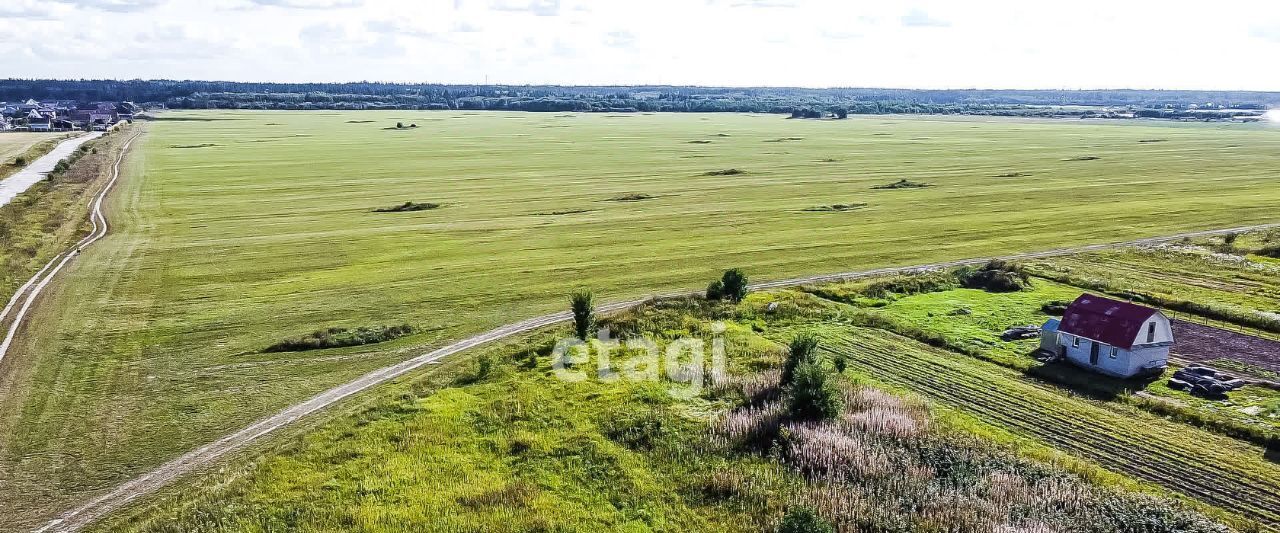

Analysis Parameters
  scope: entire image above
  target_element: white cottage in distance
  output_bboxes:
[1040,294,1173,378]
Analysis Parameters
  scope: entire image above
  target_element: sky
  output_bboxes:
[3,0,1280,90]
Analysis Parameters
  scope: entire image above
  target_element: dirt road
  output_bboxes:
[0,133,103,208]
[34,219,1280,532]
[0,132,136,365]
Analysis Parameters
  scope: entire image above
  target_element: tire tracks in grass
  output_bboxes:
[30,218,1280,531]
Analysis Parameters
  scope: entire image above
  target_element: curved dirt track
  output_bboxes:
[0,131,135,364]
[36,218,1280,531]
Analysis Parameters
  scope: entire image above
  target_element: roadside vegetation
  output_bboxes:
[8,111,1280,528]
[0,129,127,311]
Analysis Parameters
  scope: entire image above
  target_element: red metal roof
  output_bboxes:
[1058,294,1158,349]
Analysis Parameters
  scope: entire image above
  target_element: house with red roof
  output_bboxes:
[1041,294,1172,378]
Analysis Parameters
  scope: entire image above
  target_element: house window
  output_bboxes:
[1109,347,1118,359]
[1146,322,1156,343]
[1072,336,1080,348]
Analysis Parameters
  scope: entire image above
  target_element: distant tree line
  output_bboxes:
[2,79,1276,116]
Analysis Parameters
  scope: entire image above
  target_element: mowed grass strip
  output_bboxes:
[0,133,64,175]
[3,111,1280,526]
[810,325,1280,526]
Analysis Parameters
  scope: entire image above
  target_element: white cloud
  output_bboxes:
[490,0,559,16]
[899,8,948,27]
[0,1,63,19]
[48,0,164,12]
[249,0,363,8]
[3,0,1280,90]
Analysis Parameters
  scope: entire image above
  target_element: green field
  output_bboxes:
[4,111,1280,528]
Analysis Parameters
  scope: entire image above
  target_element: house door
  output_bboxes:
[1089,342,1100,365]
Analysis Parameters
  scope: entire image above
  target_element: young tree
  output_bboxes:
[569,290,594,341]
[787,358,843,421]
[778,507,834,533]
[720,268,748,302]
[781,332,818,385]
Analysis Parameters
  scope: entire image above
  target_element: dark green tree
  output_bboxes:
[787,358,843,421]
[569,290,594,341]
[720,268,748,302]
[781,332,818,385]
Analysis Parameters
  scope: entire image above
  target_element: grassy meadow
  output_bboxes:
[4,111,1280,528]
[0,132,63,180]
[91,295,1248,532]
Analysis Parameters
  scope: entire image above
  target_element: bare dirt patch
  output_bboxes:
[1171,319,1280,374]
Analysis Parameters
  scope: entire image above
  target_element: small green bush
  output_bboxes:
[957,260,1031,292]
[778,507,833,533]
[13,156,26,167]
[787,359,842,421]
[1041,300,1070,315]
[705,280,724,300]
[782,332,819,385]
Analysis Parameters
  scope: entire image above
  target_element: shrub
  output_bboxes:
[871,179,930,189]
[778,507,833,533]
[1041,300,1070,315]
[13,156,26,167]
[861,272,957,298]
[957,260,1031,292]
[373,201,440,212]
[787,359,843,421]
[782,332,819,385]
[1257,245,1280,258]
[263,324,413,352]
[609,193,655,202]
[570,290,594,340]
[706,279,725,300]
[721,268,749,302]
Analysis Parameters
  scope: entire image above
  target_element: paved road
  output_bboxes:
[0,133,103,208]
[35,218,1280,532]
[0,132,135,365]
